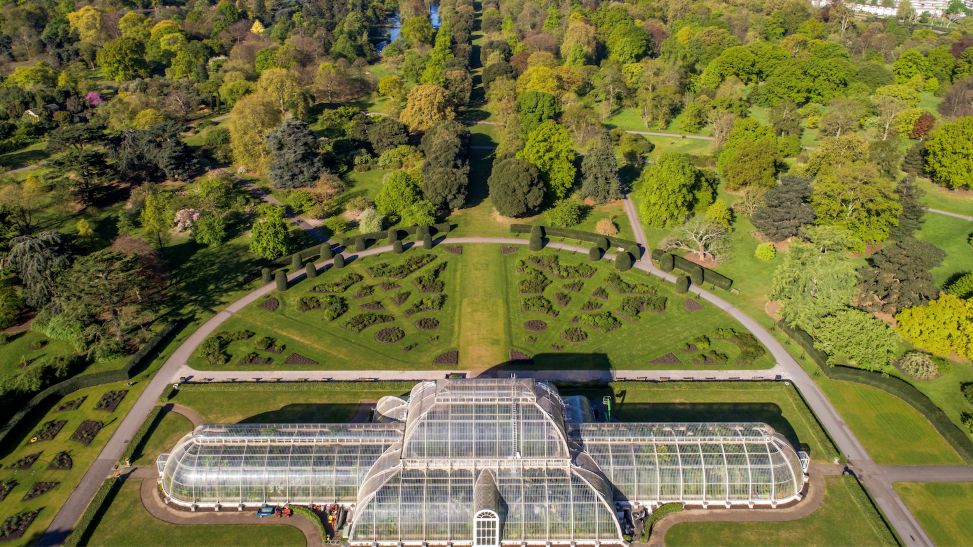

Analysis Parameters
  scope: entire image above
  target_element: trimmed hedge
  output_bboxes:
[275,270,288,291]
[333,254,346,268]
[651,249,733,290]
[261,267,272,283]
[511,224,641,258]
[422,233,433,249]
[63,476,124,547]
[120,405,165,463]
[778,321,973,462]
[0,322,180,448]
[342,223,450,250]
[615,252,633,271]
[392,240,404,254]
[319,244,332,260]
[290,253,302,271]
[529,233,543,251]
[675,275,690,293]
[588,247,602,261]
[305,263,317,279]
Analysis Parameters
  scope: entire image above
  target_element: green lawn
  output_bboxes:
[84,481,306,547]
[457,245,509,366]
[132,410,193,466]
[0,379,148,547]
[918,179,973,217]
[894,482,973,547]
[0,140,48,171]
[665,476,896,547]
[915,212,973,286]
[0,331,78,377]
[819,379,963,465]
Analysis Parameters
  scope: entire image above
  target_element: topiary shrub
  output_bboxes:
[261,267,272,283]
[530,225,544,239]
[689,265,704,286]
[659,253,675,272]
[588,247,602,261]
[387,229,398,244]
[755,243,777,262]
[275,270,288,291]
[895,351,940,380]
[291,253,302,271]
[305,263,317,279]
[333,254,346,268]
[422,233,433,249]
[355,238,367,252]
[615,252,633,271]
[393,240,404,254]
[596,236,610,250]
[529,233,543,251]
[675,275,690,293]
[415,225,430,238]
[964,383,973,405]
[320,244,333,260]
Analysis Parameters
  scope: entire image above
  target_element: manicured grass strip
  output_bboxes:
[457,245,509,367]
[893,482,973,547]
[84,481,305,547]
[665,476,896,547]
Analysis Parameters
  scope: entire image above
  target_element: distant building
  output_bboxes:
[158,378,810,546]
[810,0,973,17]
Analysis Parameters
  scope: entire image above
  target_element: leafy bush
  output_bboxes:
[519,267,551,294]
[687,335,711,350]
[367,254,436,278]
[405,294,446,315]
[619,295,667,317]
[553,292,571,307]
[312,273,362,293]
[579,312,622,332]
[414,263,446,292]
[592,287,609,300]
[547,199,587,227]
[896,352,940,380]
[615,251,633,271]
[527,255,596,279]
[755,243,777,261]
[522,296,558,317]
[563,281,584,292]
[944,272,973,299]
[375,327,405,343]
[561,327,588,343]
[200,337,228,366]
[606,273,654,294]
[416,317,440,330]
[344,313,395,332]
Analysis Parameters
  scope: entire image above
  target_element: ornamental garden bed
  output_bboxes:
[32,420,66,442]
[0,481,16,502]
[22,481,57,501]
[284,353,317,365]
[259,296,279,311]
[0,510,39,541]
[433,351,458,366]
[48,451,73,470]
[94,390,128,412]
[375,327,405,344]
[10,453,40,470]
[56,397,86,412]
[70,421,104,446]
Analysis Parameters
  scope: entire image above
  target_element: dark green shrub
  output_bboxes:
[588,247,602,261]
[963,383,973,404]
[387,229,398,243]
[659,253,675,272]
[290,253,302,271]
[597,236,610,250]
[422,233,433,249]
[305,263,317,279]
[675,275,690,293]
[703,268,733,290]
[689,265,704,285]
[415,225,430,237]
[529,233,543,251]
[261,267,272,283]
[530,225,544,238]
[320,245,332,260]
[355,238,367,252]
[615,252,633,271]
[367,254,435,278]
[275,270,288,291]
[392,240,404,254]
[333,254,346,268]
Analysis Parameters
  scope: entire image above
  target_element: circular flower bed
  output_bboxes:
[415,317,440,331]
[524,320,548,332]
[375,327,405,344]
[561,328,589,343]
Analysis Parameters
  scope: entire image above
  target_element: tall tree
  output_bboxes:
[518,120,576,199]
[925,117,973,189]
[488,157,545,217]
[1,232,68,308]
[751,175,815,241]
[140,189,172,249]
[249,205,291,259]
[579,135,621,204]
[716,119,778,190]
[770,234,857,332]
[857,237,944,314]
[400,85,455,132]
[228,92,282,173]
[635,153,699,227]
[811,162,902,247]
[265,120,324,189]
[897,294,973,360]
[814,309,898,372]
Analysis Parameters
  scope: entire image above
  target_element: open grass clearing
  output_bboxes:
[918,179,973,218]
[915,212,973,286]
[84,480,306,547]
[665,476,896,547]
[893,482,973,547]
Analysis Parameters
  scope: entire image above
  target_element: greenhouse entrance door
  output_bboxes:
[473,510,500,547]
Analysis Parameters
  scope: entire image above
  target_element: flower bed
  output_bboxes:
[433,350,459,366]
[239,352,273,365]
[33,420,67,442]
[260,296,279,311]
[94,390,128,412]
[683,298,703,312]
[283,353,318,365]
[0,510,39,541]
[10,452,40,470]
[48,451,73,470]
[22,481,58,501]
[561,328,589,343]
[360,301,385,311]
[311,273,363,293]
[650,352,681,365]
[415,317,440,331]
[344,313,395,333]
[70,420,104,446]
[524,320,548,332]
[391,291,411,306]
[0,481,15,502]
[378,281,400,291]
[375,327,405,344]
[56,397,86,412]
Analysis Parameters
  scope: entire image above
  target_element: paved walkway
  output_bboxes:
[646,464,844,546]
[138,476,322,547]
[621,196,941,547]
[926,207,973,222]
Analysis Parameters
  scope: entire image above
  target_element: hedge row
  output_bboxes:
[510,224,641,258]
[777,321,973,462]
[342,223,450,250]
[0,321,180,447]
[176,380,415,392]
[119,405,166,464]
[291,506,328,542]
[63,476,123,547]
[651,249,733,290]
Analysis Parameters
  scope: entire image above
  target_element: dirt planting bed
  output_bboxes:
[10,453,40,470]
[0,510,39,541]
[524,320,548,332]
[0,481,16,502]
[375,327,405,344]
[509,350,532,363]
[683,298,703,312]
[650,352,681,365]
[415,317,440,330]
[48,452,73,470]
[33,420,67,442]
[22,481,58,501]
[94,390,128,412]
[260,296,279,311]
[283,353,318,365]
[70,421,104,446]
[433,350,459,366]
[56,397,86,412]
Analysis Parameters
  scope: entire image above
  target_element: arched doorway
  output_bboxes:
[473,509,499,547]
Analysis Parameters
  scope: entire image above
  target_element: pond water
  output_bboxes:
[375,2,440,52]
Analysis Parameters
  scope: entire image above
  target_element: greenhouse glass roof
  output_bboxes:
[159,378,808,546]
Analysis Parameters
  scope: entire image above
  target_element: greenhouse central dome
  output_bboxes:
[158,378,809,546]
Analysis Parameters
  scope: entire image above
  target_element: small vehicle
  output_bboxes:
[257,505,275,517]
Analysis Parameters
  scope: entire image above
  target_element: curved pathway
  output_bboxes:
[138,477,321,547]
[622,196,938,547]
[646,463,843,547]
[926,207,973,222]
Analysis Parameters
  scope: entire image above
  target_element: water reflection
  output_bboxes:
[374,2,441,52]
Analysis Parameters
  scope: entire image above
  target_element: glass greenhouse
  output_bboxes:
[159,378,808,546]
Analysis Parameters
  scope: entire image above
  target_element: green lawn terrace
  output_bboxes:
[189,245,774,372]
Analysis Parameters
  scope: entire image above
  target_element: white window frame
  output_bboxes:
[473,509,499,547]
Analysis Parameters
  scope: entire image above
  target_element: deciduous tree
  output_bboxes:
[924,116,973,189]
[228,92,282,173]
[635,153,699,227]
[518,120,575,199]
[811,162,902,246]
[249,205,291,259]
[488,157,545,217]
[400,85,455,132]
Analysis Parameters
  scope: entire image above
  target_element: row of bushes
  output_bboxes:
[0,321,180,448]
[119,405,166,464]
[63,476,124,547]
[511,224,641,257]
[651,249,733,291]
[778,321,973,462]
[342,223,451,250]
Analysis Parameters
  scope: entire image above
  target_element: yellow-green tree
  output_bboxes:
[228,92,282,173]
[399,85,455,132]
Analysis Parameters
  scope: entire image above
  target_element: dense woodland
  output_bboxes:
[0,0,972,429]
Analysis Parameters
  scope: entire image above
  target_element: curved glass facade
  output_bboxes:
[159,379,809,545]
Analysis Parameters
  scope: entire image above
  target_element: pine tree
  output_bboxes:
[751,175,815,242]
[579,136,621,204]
[265,120,324,189]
